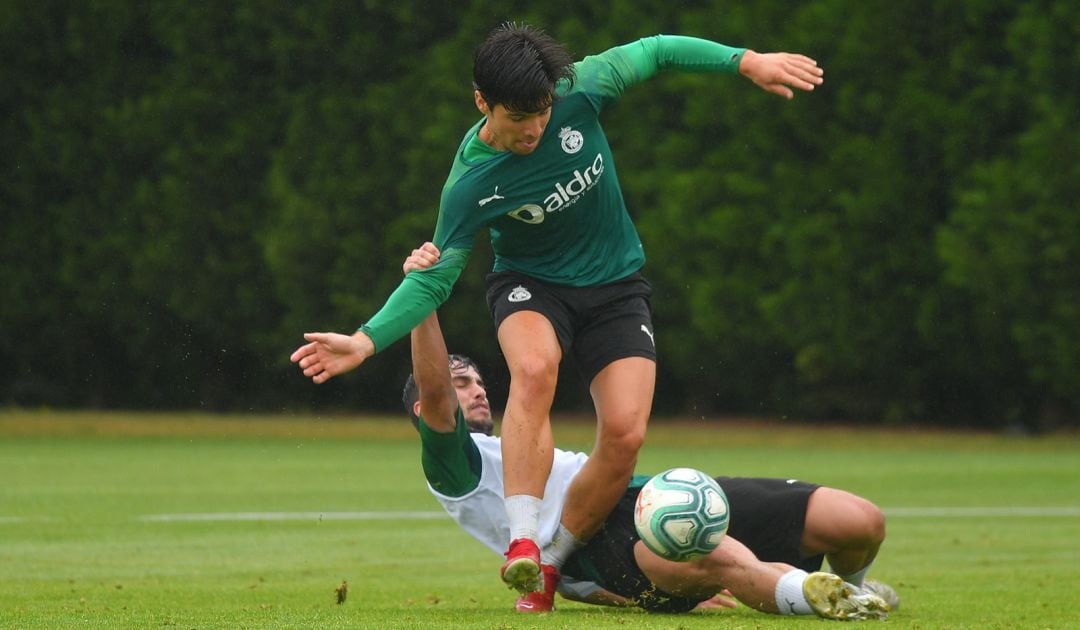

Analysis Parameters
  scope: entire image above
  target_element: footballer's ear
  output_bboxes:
[412,400,422,419]
[474,90,490,115]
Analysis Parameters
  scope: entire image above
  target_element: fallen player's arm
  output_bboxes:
[405,243,456,432]
[411,312,457,432]
[558,578,632,607]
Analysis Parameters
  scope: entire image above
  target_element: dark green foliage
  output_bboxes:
[2,1,1075,427]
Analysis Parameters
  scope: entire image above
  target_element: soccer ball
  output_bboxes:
[634,467,730,562]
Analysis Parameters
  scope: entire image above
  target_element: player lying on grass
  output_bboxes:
[400,243,897,618]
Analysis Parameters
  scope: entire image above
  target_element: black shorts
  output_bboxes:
[561,477,822,613]
[485,271,655,384]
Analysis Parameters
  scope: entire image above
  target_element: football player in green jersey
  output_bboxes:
[291,23,824,597]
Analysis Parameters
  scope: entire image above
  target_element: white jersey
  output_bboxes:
[427,433,589,555]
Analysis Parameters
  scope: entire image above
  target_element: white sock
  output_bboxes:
[504,495,542,542]
[540,524,585,568]
[775,569,814,616]
[837,563,871,588]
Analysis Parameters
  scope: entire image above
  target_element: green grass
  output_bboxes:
[2,410,1079,628]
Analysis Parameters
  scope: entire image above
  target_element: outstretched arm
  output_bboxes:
[405,242,484,497]
[290,242,467,386]
[590,35,822,102]
[558,585,632,608]
[406,243,456,432]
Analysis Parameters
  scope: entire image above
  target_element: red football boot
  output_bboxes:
[500,538,542,595]
[515,564,560,612]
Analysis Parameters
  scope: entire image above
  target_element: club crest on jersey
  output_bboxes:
[559,126,584,154]
[507,285,532,303]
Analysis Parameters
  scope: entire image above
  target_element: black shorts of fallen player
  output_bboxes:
[561,477,823,613]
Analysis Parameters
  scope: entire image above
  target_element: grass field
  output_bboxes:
[2,410,1078,629]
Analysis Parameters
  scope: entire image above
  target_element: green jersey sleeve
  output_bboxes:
[418,407,482,497]
[624,34,746,76]
[572,35,746,107]
[357,129,486,353]
[357,248,468,352]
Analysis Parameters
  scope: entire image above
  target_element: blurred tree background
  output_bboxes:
[2,0,1076,430]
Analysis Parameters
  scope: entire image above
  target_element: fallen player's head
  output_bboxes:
[402,354,494,435]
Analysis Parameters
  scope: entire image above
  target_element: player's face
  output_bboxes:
[451,364,493,434]
[475,92,551,155]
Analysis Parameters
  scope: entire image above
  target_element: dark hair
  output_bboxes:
[473,22,576,113]
[402,354,482,430]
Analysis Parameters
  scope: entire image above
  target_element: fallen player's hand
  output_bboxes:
[693,589,738,610]
[403,242,441,275]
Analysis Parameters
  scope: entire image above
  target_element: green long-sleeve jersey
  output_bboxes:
[358,35,745,351]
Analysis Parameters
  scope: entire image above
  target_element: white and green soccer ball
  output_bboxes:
[633,467,730,562]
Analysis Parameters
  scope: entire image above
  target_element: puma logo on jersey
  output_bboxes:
[640,324,655,347]
[478,186,505,207]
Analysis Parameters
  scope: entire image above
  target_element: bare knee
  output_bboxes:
[593,420,646,471]
[606,421,647,452]
[837,492,886,545]
[589,356,653,461]
[858,498,887,546]
[509,354,559,396]
[804,488,887,551]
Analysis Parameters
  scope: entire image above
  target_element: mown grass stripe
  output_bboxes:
[5,507,1077,525]
[122,506,1080,523]
[884,506,1080,517]
[136,511,448,522]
